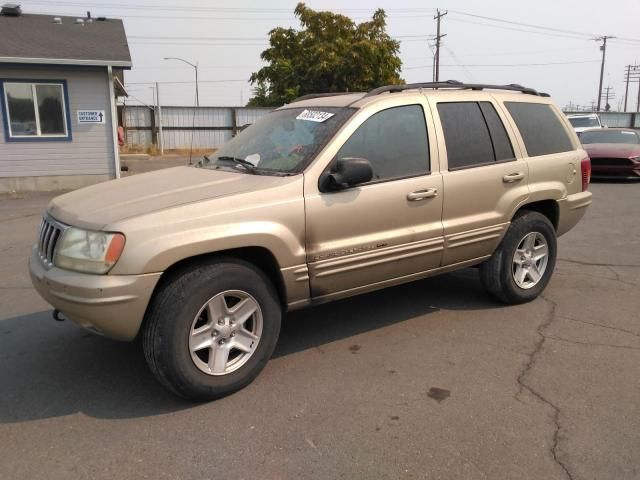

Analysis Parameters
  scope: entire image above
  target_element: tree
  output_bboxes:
[247,3,403,107]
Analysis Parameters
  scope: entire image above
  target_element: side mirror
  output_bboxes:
[321,157,373,191]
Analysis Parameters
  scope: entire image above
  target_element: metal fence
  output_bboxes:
[121,106,640,151]
[564,111,640,128]
[120,106,273,150]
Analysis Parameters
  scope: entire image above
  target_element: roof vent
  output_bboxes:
[52,16,62,24]
[0,3,22,16]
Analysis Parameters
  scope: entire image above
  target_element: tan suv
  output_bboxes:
[29,81,592,400]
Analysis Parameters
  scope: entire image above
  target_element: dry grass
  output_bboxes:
[120,145,216,156]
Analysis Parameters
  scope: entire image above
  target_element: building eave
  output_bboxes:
[0,56,132,69]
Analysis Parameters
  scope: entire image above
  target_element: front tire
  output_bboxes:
[480,211,557,304]
[142,258,281,401]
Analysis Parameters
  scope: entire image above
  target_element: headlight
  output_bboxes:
[54,227,125,274]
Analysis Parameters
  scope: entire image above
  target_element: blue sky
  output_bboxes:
[21,0,640,109]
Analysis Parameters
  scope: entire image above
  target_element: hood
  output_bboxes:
[48,166,293,229]
[583,143,640,158]
[574,126,599,133]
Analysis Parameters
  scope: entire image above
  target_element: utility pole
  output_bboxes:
[595,35,615,112]
[624,64,632,112]
[622,65,640,112]
[602,85,614,111]
[433,9,447,82]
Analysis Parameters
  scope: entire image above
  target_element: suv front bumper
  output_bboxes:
[29,247,162,341]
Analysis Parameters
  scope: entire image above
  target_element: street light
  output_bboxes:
[164,56,199,106]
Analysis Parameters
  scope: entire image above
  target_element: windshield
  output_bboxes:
[568,117,600,128]
[200,107,355,174]
[580,130,640,144]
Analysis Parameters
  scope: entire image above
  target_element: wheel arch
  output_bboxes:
[150,247,288,310]
[512,199,559,231]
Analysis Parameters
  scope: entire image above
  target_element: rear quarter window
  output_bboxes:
[505,102,574,157]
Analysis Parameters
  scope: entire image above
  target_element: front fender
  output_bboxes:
[107,177,307,275]
[114,221,306,274]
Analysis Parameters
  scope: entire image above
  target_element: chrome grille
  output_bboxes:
[37,216,65,267]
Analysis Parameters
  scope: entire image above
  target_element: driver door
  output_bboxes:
[303,100,444,300]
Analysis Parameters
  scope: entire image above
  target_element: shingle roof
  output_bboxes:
[0,13,131,67]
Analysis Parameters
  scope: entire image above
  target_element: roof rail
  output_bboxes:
[291,92,361,103]
[364,80,548,97]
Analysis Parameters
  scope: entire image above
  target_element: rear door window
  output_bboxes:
[479,102,515,161]
[505,102,574,157]
[437,101,514,170]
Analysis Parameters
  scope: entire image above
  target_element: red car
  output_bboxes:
[580,128,640,179]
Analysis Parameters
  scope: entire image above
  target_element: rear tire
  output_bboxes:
[142,258,281,401]
[480,211,557,304]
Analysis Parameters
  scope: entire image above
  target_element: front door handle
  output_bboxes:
[503,172,525,183]
[407,188,438,201]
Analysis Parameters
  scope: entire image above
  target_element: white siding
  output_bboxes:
[0,66,115,177]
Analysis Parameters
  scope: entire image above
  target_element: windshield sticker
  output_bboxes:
[244,153,261,166]
[296,109,335,122]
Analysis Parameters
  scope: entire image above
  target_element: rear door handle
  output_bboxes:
[407,188,438,201]
[503,172,525,183]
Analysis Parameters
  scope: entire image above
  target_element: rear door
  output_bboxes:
[429,98,530,266]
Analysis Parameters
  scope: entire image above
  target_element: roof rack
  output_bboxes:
[291,92,361,103]
[364,80,549,97]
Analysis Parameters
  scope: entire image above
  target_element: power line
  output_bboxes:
[448,10,596,38]
[403,60,600,69]
[442,45,476,82]
[128,33,433,42]
[447,17,593,41]
[129,35,266,41]
[127,79,248,85]
[22,1,436,17]
[132,64,260,70]
[23,1,436,13]
[427,46,596,59]
[21,2,640,45]
[128,38,434,47]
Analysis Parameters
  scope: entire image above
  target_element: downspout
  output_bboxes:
[107,65,121,179]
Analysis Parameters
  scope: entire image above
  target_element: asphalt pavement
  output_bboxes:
[1,182,638,480]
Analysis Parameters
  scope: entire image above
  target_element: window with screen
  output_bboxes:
[437,101,515,170]
[2,81,70,140]
[505,102,573,157]
[336,105,430,182]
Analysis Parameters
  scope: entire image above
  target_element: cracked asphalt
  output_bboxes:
[1,182,639,480]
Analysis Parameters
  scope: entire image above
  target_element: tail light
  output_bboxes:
[580,157,591,191]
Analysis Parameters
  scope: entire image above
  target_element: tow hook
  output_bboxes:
[52,309,65,322]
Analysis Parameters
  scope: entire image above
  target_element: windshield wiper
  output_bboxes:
[195,154,211,168]
[216,156,258,174]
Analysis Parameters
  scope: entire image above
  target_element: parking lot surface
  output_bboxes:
[1,182,638,480]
